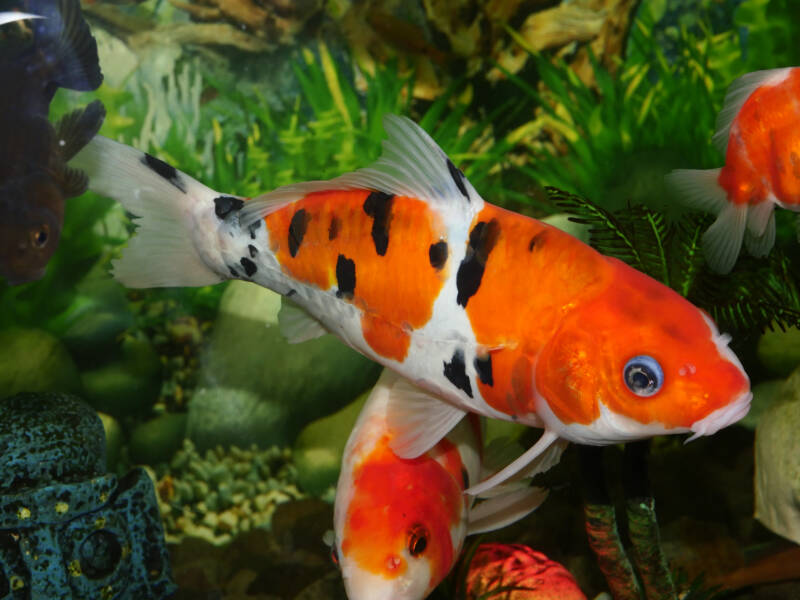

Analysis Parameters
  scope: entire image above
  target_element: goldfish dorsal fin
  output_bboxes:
[240,115,479,227]
[278,297,329,343]
[385,376,467,459]
[467,487,549,535]
[712,68,794,154]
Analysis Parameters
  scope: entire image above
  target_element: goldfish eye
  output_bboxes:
[623,355,663,397]
[407,524,428,557]
[31,225,49,248]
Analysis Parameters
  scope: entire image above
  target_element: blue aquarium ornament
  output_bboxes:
[0,393,176,599]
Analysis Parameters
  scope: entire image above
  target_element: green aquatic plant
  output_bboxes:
[548,188,800,337]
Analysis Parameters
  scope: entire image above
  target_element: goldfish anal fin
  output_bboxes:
[467,487,548,536]
[240,114,479,227]
[279,297,329,343]
[386,376,467,459]
[703,203,748,274]
[712,68,794,154]
[465,429,560,497]
[55,99,106,162]
[61,165,88,197]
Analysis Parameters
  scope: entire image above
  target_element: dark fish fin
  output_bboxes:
[61,165,89,198]
[55,99,105,161]
[30,0,102,91]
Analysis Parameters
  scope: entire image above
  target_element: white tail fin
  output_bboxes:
[744,201,776,258]
[703,203,748,274]
[70,135,225,288]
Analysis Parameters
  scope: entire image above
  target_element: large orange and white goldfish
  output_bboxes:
[72,115,752,495]
[666,67,800,274]
[332,369,548,600]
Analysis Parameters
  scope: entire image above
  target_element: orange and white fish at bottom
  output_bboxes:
[70,114,752,497]
[332,370,549,600]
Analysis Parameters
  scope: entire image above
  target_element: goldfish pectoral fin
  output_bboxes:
[467,486,548,536]
[703,203,748,274]
[34,0,103,91]
[386,377,467,459]
[239,114,479,227]
[712,68,794,153]
[71,135,224,288]
[61,165,88,197]
[664,167,726,214]
[0,12,43,26]
[278,298,329,343]
[464,429,561,497]
[55,100,106,162]
[744,203,776,258]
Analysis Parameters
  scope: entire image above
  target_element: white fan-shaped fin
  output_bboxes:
[712,68,793,154]
[239,114,477,228]
[664,168,726,215]
[386,377,467,459]
[465,429,560,497]
[703,203,748,274]
[0,11,42,26]
[744,201,776,257]
[467,487,549,535]
[279,298,329,343]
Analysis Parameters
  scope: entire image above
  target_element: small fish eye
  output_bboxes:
[31,225,49,248]
[623,355,664,397]
[408,525,428,557]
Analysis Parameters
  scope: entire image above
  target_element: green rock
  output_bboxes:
[755,367,800,544]
[293,390,370,496]
[81,333,161,418]
[98,412,124,471]
[187,387,291,451]
[0,328,82,398]
[62,310,134,364]
[129,413,188,465]
[757,326,800,376]
[200,282,381,439]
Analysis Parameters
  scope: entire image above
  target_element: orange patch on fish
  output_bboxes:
[460,204,612,423]
[342,435,461,583]
[263,190,448,361]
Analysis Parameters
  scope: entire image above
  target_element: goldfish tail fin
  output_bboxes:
[703,203,748,274]
[71,135,225,288]
[744,201,776,258]
[30,0,102,92]
[713,68,794,153]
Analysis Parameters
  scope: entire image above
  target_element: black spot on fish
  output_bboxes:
[446,158,469,200]
[461,467,469,489]
[142,153,186,193]
[287,289,297,297]
[240,257,257,277]
[363,191,394,256]
[228,266,238,278]
[474,355,493,386]
[248,244,258,258]
[289,209,309,258]
[214,196,244,220]
[428,241,448,270]
[249,219,262,240]
[528,230,546,252]
[336,254,356,299]
[443,350,472,398]
[456,219,500,308]
[328,216,340,241]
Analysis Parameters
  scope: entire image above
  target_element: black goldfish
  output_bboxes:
[0,0,104,285]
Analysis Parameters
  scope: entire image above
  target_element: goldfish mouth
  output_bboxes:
[686,389,752,442]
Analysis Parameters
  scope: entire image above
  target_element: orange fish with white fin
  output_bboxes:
[331,369,548,600]
[72,114,751,495]
[667,67,800,274]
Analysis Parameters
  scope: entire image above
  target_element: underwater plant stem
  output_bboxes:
[579,446,642,600]
[623,441,677,600]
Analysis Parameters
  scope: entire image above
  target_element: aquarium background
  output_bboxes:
[2,0,800,598]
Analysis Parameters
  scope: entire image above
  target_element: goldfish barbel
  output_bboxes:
[71,115,752,494]
[667,67,800,274]
[333,369,548,600]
